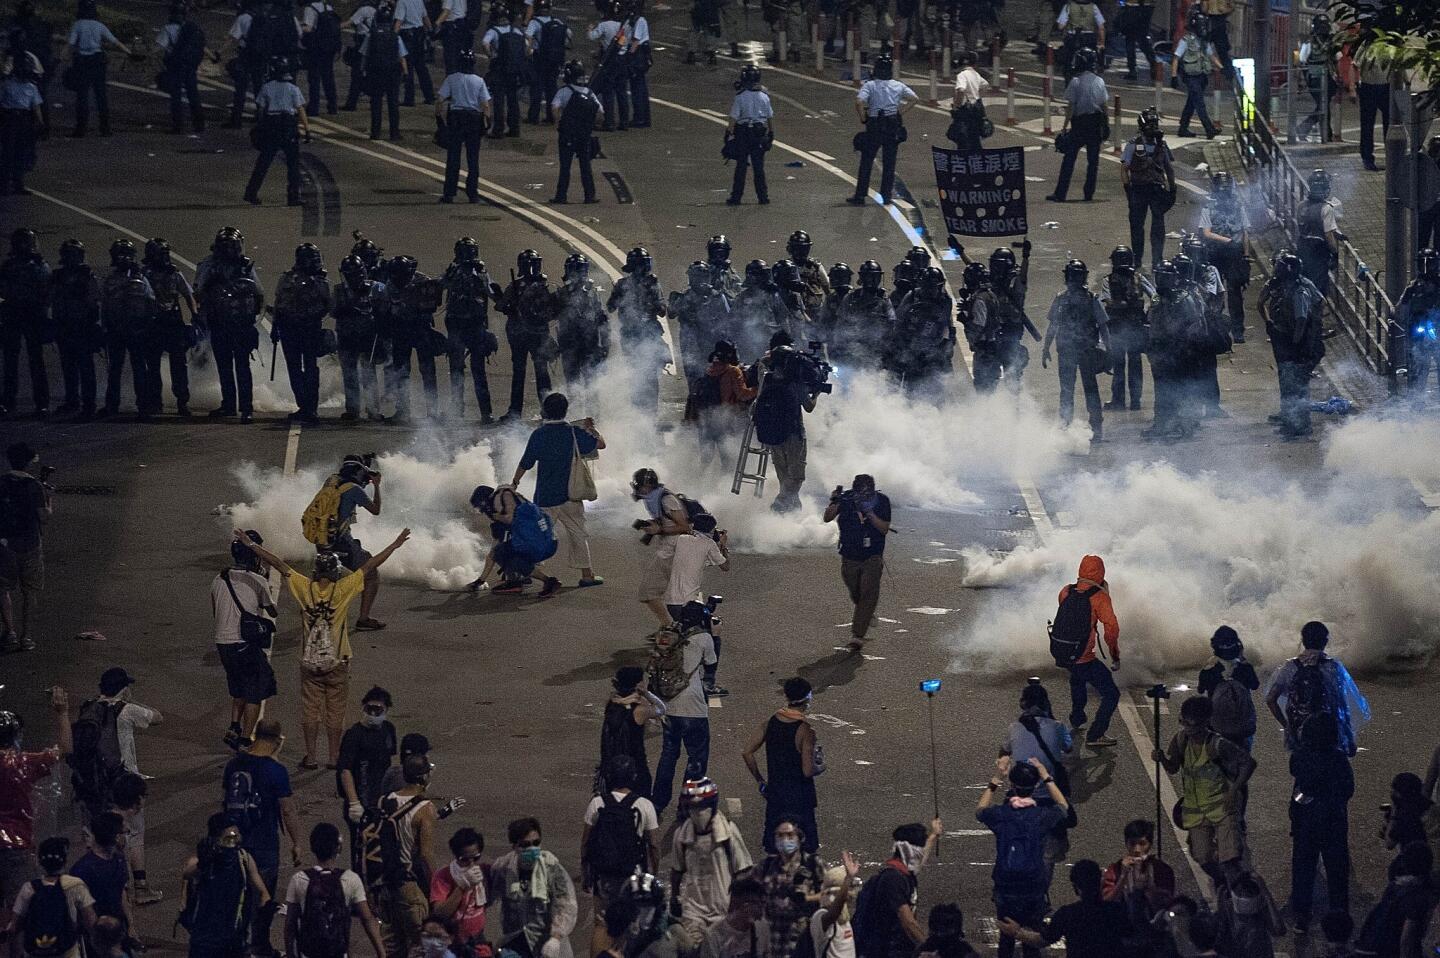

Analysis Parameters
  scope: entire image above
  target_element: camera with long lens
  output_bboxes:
[677,594,724,635]
[786,341,834,395]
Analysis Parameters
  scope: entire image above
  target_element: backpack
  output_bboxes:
[302,476,358,548]
[300,582,343,675]
[508,499,558,564]
[851,867,907,958]
[673,493,710,528]
[1180,35,1206,75]
[214,276,262,325]
[362,794,425,890]
[1127,139,1168,190]
[687,372,722,412]
[250,6,300,60]
[490,28,528,79]
[298,868,352,958]
[170,20,206,69]
[1063,0,1095,32]
[584,792,645,881]
[1048,586,1098,667]
[1284,660,1330,736]
[558,86,600,141]
[277,274,330,320]
[536,17,568,65]
[1208,663,1257,738]
[445,267,490,324]
[19,879,78,958]
[312,6,343,55]
[68,699,125,808]
[365,29,401,76]
[994,811,1049,887]
[103,274,155,329]
[0,473,33,539]
[178,845,252,947]
[223,755,266,834]
[647,626,698,700]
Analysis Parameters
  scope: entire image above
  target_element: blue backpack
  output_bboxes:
[509,498,557,564]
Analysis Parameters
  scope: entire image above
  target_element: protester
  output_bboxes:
[1198,626,1259,750]
[650,616,718,815]
[597,668,665,798]
[0,689,71,937]
[1101,819,1175,928]
[582,755,660,957]
[1053,555,1121,748]
[631,469,693,630]
[742,678,821,853]
[111,773,159,907]
[467,485,562,596]
[488,817,578,958]
[998,859,1131,958]
[179,813,274,958]
[1289,712,1353,932]
[1215,871,1285,957]
[1265,620,1370,757]
[1354,843,1433,957]
[337,686,398,866]
[429,827,489,956]
[11,836,96,958]
[511,393,606,588]
[852,822,940,958]
[283,822,385,958]
[374,753,440,958]
[68,811,130,932]
[379,733,430,797]
[213,530,278,750]
[663,514,729,626]
[0,441,51,653]
[1004,680,1071,772]
[1382,773,1431,850]
[700,877,770,958]
[912,902,976,958]
[92,915,132,958]
[822,475,891,653]
[976,759,1068,958]
[670,777,753,943]
[90,668,160,777]
[756,818,823,958]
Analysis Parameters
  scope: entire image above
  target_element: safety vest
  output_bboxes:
[1180,34,1206,74]
[1180,734,1229,827]
[1064,0,1096,32]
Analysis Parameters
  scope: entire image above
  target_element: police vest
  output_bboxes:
[276,272,330,321]
[146,268,186,316]
[1298,200,1328,241]
[1127,138,1168,189]
[1106,274,1145,316]
[334,281,379,344]
[1180,34,1206,73]
[1065,1,1096,32]
[0,256,48,310]
[1207,198,1244,237]
[444,265,491,325]
[50,268,99,327]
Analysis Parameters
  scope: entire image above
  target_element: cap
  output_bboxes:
[400,732,431,756]
[99,667,136,696]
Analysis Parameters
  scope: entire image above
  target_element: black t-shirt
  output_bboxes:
[335,721,397,807]
[0,472,45,553]
[1041,899,1134,958]
[835,492,891,561]
[861,864,916,958]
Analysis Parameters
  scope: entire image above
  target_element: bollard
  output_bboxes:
[1043,47,1054,134]
[1153,61,1162,118]
[989,37,1003,93]
[851,27,862,85]
[1006,66,1016,124]
[778,29,788,64]
[942,41,951,83]
[813,22,822,72]
[1211,68,1223,132]
[929,49,939,105]
[1111,94,1122,153]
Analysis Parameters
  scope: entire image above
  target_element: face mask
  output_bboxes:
[893,840,925,873]
[519,846,542,865]
[362,710,387,728]
[692,809,715,831]
[634,906,657,932]
[421,936,450,957]
[776,838,799,855]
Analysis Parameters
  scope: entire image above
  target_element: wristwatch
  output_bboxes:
[1041,777,1054,786]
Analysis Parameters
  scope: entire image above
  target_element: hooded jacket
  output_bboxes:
[1056,555,1119,664]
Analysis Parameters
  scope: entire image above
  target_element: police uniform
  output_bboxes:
[730,281,792,362]
[588,19,630,130]
[274,269,331,420]
[728,88,773,205]
[344,4,377,110]
[851,78,916,205]
[67,18,119,136]
[7,8,54,132]
[1055,0,1103,79]
[1297,195,1340,294]
[964,283,1007,392]
[49,262,102,415]
[196,254,263,419]
[526,15,570,123]
[394,0,435,105]
[438,71,491,201]
[381,271,441,419]
[227,10,260,127]
[244,78,306,205]
[333,275,386,418]
[888,289,955,396]
[438,0,475,75]
[362,26,408,139]
[1122,134,1174,266]
[1198,197,1249,339]
[669,282,730,383]
[947,66,985,150]
[554,275,609,387]
[441,261,499,419]
[552,83,602,203]
[836,286,894,369]
[1051,69,1107,201]
[792,258,830,316]
[498,275,557,417]
[607,273,669,415]
[1396,275,1440,397]
[99,266,159,416]
[301,1,340,114]
[155,18,205,133]
[1260,271,1325,437]
[1098,269,1152,408]
[483,22,527,136]
[1173,31,1217,137]
[1145,283,1204,438]
[627,16,652,127]
[1115,0,1155,79]
[144,264,196,413]
[0,76,42,193]
[992,265,1034,387]
[1043,287,1110,437]
[0,247,51,413]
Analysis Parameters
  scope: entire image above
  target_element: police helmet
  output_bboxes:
[625,246,653,275]
[989,246,1017,277]
[737,63,762,91]
[706,234,732,266]
[1154,259,1182,293]
[1311,13,1331,36]
[772,259,801,289]
[872,52,894,80]
[1072,47,1097,73]
[786,229,812,260]
[1211,170,1235,195]
[857,259,883,289]
[9,228,36,257]
[389,255,418,284]
[295,242,323,274]
[962,261,988,289]
[564,252,590,281]
[892,260,916,286]
[687,260,712,290]
[827,262,854,288]
[1172,252,1194,280]
[339,254,368,281]
[350,232,382,268]
[917,265,946,298]
[110,238,138,267]
[0,710,22,748]
[458,47,477,71]
[1186,6,1208,35]
[517,248,543,278]
[230,529,265,569]
[905,245,932,270]
[213,226,245,259]
[1306,168,1330,201]
[562,60,588,85]
[1420,248,1440,280]
[59,239,86,268]
[744,258,771,285]
[143,237,172,268]
[1273,250,1302,281]
[267,55,293,82]
[314,552,344,580]
[1062,258,1088,288]
[450,237,479,264]
[1109,245,1135,270]
[1137,107,1161,136]
[1180,233,1206,264]
[376,3,395,20]
[534,0,551,11]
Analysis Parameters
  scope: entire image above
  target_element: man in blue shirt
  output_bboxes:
[1047,47,1107,203]
[221,719,301,954]
[330,454,388,631]
[823,475,890,653]
[65,0,132,137]
[511,392,606,587]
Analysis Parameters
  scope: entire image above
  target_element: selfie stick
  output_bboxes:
[921,679,942,860]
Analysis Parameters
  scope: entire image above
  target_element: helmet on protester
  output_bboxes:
[1063,258,1088,289]
[1306,168,1331,201]
[620,871,666,907]
[313,552,344,580]
[630,467,660,497]
[857,260,883,289]
[454,237,480,263]
[679,776,720,809]
[827,262,854,288]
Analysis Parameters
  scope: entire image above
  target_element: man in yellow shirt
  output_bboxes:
[231,527,410,768]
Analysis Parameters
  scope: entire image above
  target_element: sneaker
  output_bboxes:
[704,684,730,697]
[1103,400,1126,411]
[538,576,562,598]
[1087,735,1118,748]
[133,883,163,906]
[354,617,386,631]
[577,577,605,587]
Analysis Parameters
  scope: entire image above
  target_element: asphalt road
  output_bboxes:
[4,5,1438,956]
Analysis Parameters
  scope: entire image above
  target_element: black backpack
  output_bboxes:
[170,20,206,69]
[558,85,599,141]
[1048,585,1098,667]
[584,792,645,882]
[312,6,343,55]
[298,868,352,958]
[1284,660,1330,735]
[537,17,568,65]
[672,492,710,528]
[850,868,902,958]
[20,879,78,958]
[490,28,528,79]
[250,7,300,60]
[362,794,425,891]
[687,372,722,412]
[366,29,401,76]
[178,845,253,949]
[223,754,266,834]
[69,699,125,809]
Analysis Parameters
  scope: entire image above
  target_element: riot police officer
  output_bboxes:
[1097,245,1151,411]
[436,48,493,204]
[333,254,385,420]
[1144,259,1204,440]
[0,228,51,416]
[527,0,570,122]
[498,249,557,419]
[1297,168,1341,295]
[1394,248,1440,401]
[142,237,198,417]
[1041,258,1111,440]
[848,54,917,206]
[607,246,669,415]
[1259,250,1325,438]
[99,239,159,420]
[362,3,407,141]
[1056,0,1103,81]
[771,260,811,335]
[554,252,609,388]
[706,234,741,297]
[988,243,1039,389]
[961,261,1006,392]
[1122,107,1176,269]
[243,56,310,206]
[49,239,102,418]
[785,230,830,317]
[730,259,793,363]
[551,60,602,204]
[1177,235,1229,417]
[382,255,442,420]
[483,8,527,137]
[815,262,853,360]
[274,243,332,423]
[726,64,774,206]
[888,265,955,396]
[1198,170,1250,341]
[442,237,501,421]
[837,259,895,370]
[889,259,917,310]
[196,226,263,423]
[670,260,731,385]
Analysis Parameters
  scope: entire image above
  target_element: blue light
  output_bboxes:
[920,679,942,693]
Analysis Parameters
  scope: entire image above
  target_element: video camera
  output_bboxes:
[786,341,834,395]
[342,452,381,483]
[677,594,724,635]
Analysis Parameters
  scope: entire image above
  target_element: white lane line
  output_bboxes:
[809,150,836,161]
[25,189,200,272]
[1016,479,1054,539]
[284,423,303,477]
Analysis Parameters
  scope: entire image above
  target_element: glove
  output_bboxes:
[1021,239,1032,257]
[347,801,365,823]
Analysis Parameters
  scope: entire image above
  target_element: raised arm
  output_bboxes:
[233,529,294,577]
[359,528,411,576]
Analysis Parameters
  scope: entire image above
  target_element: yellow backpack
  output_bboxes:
[301,476,356,548]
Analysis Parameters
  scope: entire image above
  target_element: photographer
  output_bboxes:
[0,442,51,653]
[822,475,890,653]
[752,336,820,514]
[664,512,730,698]
[316,454,387,632]
[631,469,692,631]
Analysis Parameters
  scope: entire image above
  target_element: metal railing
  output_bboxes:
[1231,87,1398,377]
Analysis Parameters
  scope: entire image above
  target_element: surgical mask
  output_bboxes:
[362,709,387,728]
[893,840,925,873]
[519,846,542,865]
[421,936,450,958]
[776,838,799,855]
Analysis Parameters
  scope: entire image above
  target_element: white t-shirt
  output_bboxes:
[583,790,659,836]
[96,698,161,774]
[658,632,716,719]
[13,877,94,958]
[212,568,275,645]
[809,912,855,958]
[664,533,726,606]
[285,866,368,915]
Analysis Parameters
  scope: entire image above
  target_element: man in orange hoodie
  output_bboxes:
[1059,555,1121,747]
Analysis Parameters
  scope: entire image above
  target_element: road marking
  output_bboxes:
[1016,479,1054,538]
[24,189,199,271]
[284,424,302,477]
[809,149,836,161]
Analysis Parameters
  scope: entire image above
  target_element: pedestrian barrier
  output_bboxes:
[989,38,1003,94]
[1043,48,1054,135]
[1111,95,1122,154]
[1006,68,1016,125]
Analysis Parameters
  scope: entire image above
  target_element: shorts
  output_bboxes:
[1186,814,1243,866]
[637,550,674,603]
[0,543,16,589]
[334,536,371,573]
[0,846,35,913]
[589,875,625,919]
[301,659,351,729]
[217,642,278,704]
